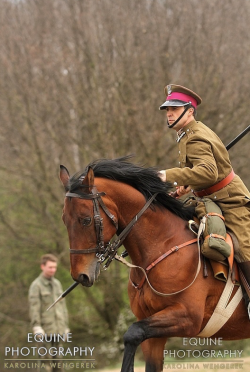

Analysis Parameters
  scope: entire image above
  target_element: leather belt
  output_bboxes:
[194,170,235,197]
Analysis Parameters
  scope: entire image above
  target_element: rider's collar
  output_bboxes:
[176,120,197,142]
[176,130,186,143]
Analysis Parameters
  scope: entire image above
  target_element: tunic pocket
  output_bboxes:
[40,291,52,305]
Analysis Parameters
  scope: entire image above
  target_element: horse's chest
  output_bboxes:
[128,284,168,319]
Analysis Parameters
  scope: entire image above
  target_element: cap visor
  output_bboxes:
[159,100,189,110]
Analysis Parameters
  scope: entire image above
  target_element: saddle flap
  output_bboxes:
[209,234,240,285]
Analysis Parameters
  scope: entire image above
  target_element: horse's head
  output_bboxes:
[59,157,195,286]
[59,165,118,287]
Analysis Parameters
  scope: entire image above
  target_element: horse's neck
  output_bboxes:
[107,183,190,266]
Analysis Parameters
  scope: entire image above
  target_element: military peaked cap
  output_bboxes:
[159,84,202,110]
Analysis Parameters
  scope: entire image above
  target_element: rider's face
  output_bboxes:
[165,106,194,131]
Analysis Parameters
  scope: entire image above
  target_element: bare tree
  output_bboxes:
[1,0,250,363]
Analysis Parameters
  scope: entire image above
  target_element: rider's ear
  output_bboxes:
[82,166,94,193]
[59,165,70,191]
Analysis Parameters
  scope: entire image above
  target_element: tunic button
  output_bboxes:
[214,196,217,199]
[174,182,177,186]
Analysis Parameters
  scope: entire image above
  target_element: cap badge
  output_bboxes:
[167,85,172,96]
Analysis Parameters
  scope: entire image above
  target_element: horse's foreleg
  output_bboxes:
[141,337,167,372]
[121,324,145,372]
[121,334,166,372]
[121,306,202,372]
[121,325,166,372]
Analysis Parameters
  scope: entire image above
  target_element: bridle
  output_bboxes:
[66,185,201,296]
[66,186,158,269]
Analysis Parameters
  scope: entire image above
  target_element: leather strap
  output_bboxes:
[115,236,201,297]
[205,233,226,241]
[168,103,191,129]
[66,191,106,199]
[194,170,235,197]
[70,247,104,254]
[69,193,158,261]
[136,238,197,290]
[206,212,225,221]
[110,193,158,249]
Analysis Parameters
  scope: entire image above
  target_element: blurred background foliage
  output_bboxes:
[1,0,250,370]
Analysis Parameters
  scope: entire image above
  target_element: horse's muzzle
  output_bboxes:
[75,261,101,287]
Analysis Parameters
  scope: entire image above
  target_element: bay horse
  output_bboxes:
[59,156,250,372]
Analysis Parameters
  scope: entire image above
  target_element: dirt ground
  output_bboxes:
[96,357,250,372]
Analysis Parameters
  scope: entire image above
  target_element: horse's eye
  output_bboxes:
[81,217,92,226]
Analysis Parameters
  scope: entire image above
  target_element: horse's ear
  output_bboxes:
[60,165,70,191]
[82,166,94,193]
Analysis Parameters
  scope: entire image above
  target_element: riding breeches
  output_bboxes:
[219,204,250,262]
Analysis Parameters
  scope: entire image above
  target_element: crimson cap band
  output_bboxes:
[159,84,202,110]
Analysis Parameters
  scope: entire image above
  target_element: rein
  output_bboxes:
[115,238,201,297]
[66,187,158,269]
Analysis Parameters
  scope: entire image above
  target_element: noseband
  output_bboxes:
[66,186,158,269]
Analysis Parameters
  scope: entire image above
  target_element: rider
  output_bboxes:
[158,83,250,318]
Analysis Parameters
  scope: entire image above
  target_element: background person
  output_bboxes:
[28,253,69,372]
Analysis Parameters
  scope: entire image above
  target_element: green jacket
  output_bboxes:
[164,119,250,201]
[164,119,250,260]
[28,273,69,334]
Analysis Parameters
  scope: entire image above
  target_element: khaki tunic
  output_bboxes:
[28,273,69,334]
[164,119,250,261]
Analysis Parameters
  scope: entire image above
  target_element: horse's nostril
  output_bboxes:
[78,274,92,287]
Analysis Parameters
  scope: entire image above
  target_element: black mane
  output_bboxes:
[69,156,195,221]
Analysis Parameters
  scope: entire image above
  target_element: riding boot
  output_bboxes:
[238,261,250,319]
